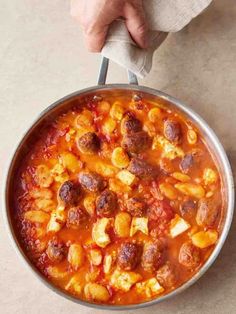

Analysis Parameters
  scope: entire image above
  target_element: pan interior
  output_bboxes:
[5,86,233,310]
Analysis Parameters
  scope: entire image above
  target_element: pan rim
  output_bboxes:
[3,83,235,310]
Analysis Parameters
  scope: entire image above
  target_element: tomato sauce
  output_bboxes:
[13,93,223,305]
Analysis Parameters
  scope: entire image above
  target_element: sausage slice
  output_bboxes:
[117,242,142,271]
[121,131,151,154]
[46,237,67,262]
[78,171,106,192]
[59,180,81,205]
[164,119,182,143]
[141,242,164,272]
[96,189,117,217]
[77,132,100,154]
[128,158,158,178]
[67,206,89,229]
[179,242,201,268]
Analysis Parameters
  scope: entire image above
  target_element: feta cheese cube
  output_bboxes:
[130,217,149,237]
[110,269,142,292]
[136,278,164,297]
[116,169,136,186]
[170,214,190,238]
[152,135,184,160]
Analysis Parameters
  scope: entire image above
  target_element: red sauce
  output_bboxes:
[13,94,224,305]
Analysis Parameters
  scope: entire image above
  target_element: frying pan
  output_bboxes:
[3,57,235,310]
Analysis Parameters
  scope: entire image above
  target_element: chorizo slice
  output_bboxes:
[156,262,177,288]
[78,171,106,192]
[164,119,182,143]
[77,132,100,154]
[121,131,151,154]
[58,180,81,205]
[179,242,201,269]
[196,197,220,227]
[121,115,142,134]
[141,242,164,272]
[126,197,146,217]
[67,206,89,229]
[46,237,67,262]
[117,242,142,271]
[96,189,117,217]
[128,158,158,178]
[179,153,194,173]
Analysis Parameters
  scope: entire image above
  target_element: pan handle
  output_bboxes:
[97,56,138,86]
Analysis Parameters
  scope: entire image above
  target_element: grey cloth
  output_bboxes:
[101,0,212,78]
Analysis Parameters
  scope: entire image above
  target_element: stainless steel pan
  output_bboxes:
[3,57,235,310]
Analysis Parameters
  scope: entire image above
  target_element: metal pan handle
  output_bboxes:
[97,56,138,86]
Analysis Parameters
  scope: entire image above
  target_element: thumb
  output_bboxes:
[123,1,148,49]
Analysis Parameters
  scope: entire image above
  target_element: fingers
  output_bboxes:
[83,25,109,52]
[71,0,148,52]
[70,0,111,52]
[123,1,148,49]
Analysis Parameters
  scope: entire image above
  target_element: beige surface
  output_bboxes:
[0,1,236,314]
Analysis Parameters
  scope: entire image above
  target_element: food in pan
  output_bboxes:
[13,94,223,305]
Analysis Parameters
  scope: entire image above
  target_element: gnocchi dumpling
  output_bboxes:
[95,161,118,177]
[114,212,132,237]
[68,244,84,270]
[148,107,161,123]
[89,249,103,266]
[24,210,50,224]
[187,129,198,145]
[159,183,178,200]
[97,101,111,114]
[110,101,124,120]
[30,188,53,200]
[35,165,53,188]
[102,117,117,135]
[34,199,55,212]
[47,207,66,232]
[191,230,218,248]
[75,109,93,128]
[111,147,130,168]
[84,283,110,302]
[60,152,82,173]
[83,195,96,216]
[103,252,116,274]
[175,183,205,199]
[65,275,82,294]
[47,266,68,280]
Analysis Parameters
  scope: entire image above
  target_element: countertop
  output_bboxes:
[0,1,236,313]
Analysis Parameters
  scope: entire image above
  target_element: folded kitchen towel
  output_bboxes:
[101,0,212,78]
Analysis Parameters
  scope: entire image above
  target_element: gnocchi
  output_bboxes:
[14,92,223,306]
[111,147,130,168]
[84,283,110,302]
[191,230,218,249]
[68,244,84,270]
[175,183,205,199]
[114,212,132,237]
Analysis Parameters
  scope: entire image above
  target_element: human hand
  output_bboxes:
[71,0,148,52]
